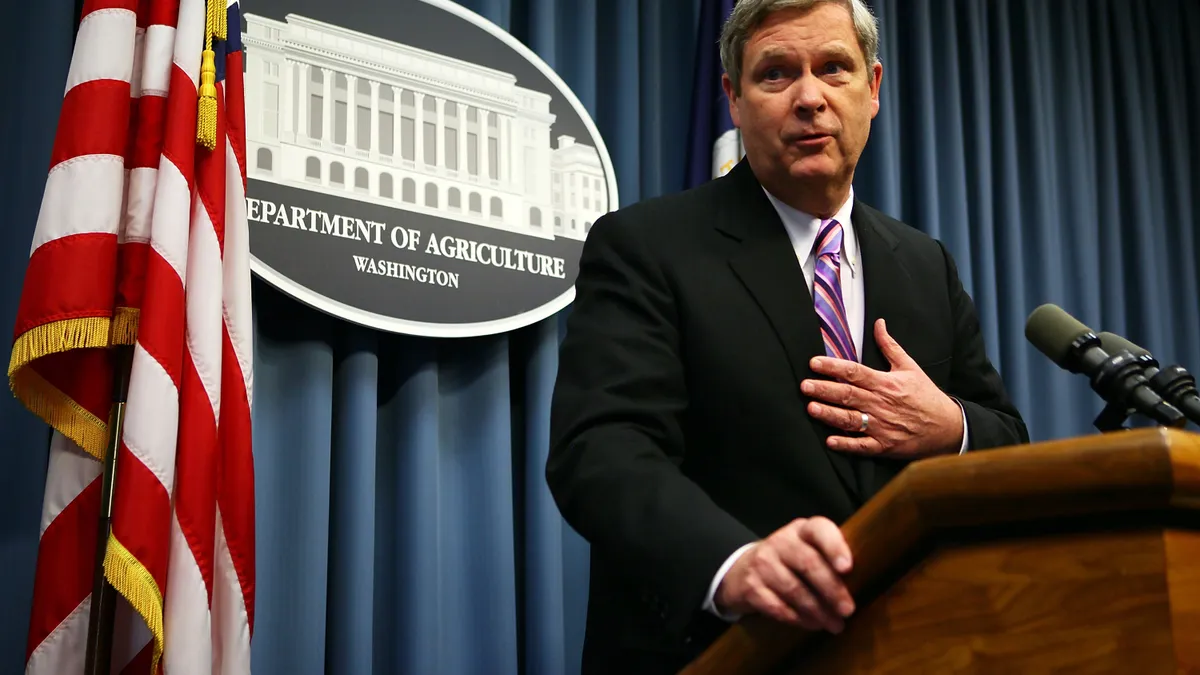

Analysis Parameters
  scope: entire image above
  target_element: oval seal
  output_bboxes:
[241,0,618,336]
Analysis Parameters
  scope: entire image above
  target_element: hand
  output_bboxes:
[801,318,963,458]
[714,517,855,633]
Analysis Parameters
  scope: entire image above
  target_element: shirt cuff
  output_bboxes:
[956,398,970,455]
[701,542,758,622]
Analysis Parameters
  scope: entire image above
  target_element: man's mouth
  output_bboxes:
[790,132,833,147]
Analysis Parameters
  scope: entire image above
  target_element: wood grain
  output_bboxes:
[1170,430,1200,510]
[1166,529,1200,673]
[680,428,1200,675]
[796,528,1174,674]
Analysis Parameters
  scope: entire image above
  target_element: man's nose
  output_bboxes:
[792,75,827,114]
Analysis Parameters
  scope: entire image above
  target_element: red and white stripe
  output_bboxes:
[116,0,178,318]
[26,433,102,675]
[213,11,256,666]
[22,0,255,671]
[24,0,143,671]
[109,0,202,662]
[161,0,221,661]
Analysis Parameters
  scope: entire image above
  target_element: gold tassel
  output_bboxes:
[196,0,223,149]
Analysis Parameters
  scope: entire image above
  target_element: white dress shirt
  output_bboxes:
[699,186,969,621]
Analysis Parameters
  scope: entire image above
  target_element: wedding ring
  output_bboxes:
[859,412,869,432]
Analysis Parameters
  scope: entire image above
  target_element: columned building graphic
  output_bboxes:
[242,13,607,241]
[551,135,607,237]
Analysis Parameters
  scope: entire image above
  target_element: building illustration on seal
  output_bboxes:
[241,13,608,241]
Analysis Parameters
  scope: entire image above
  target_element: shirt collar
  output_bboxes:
[762,186,859,275]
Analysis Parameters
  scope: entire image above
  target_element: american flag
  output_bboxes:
[9,0,255,672]
[683,0,741,189]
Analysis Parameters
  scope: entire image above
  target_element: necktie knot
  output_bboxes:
[815,218,843,259]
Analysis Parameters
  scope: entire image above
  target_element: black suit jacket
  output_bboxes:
[546,160,1028,674]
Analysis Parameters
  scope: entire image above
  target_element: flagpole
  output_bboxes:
[84,343,133,675]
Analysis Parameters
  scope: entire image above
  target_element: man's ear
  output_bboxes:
[868,61,883,119]
[721,73,741,127]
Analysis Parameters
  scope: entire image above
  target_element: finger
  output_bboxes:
[798,517,854,574]
[745,581,805,627]
[757,549,846,633]
[807,401,867,433]
[809,356,883,388]
[789,519,855,608]
[875,319,918,371]
[800,379,873,410]
[827,434,887,455]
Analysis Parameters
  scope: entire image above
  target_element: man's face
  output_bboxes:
[723,3,882,195]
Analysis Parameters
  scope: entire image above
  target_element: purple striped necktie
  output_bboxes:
[813,218,858,362]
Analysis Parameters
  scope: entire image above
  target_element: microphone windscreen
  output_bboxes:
[1025,303,1093,366]
[1098,331,1150,358]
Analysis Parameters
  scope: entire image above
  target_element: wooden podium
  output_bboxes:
[680,428,1200,674]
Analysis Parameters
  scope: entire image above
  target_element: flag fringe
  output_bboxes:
[104,535,165,675]
[8,316,112,379]
[9,367,109,461]
[111,307,141,346]
[7,317,115,461]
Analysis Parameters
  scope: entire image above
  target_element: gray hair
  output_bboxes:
[719,0,880,95]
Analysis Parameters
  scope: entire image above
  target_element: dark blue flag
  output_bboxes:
[684,0,742,189]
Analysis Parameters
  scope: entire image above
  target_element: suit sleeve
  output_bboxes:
[546,210,759,635]
[938,241,1030,450]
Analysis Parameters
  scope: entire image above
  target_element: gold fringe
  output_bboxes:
[9,367,109,461]
[196,0,224,149]
[110,307,140,346]
[7,317,115,461]
[8,316,112,380]
[104,536,164,675]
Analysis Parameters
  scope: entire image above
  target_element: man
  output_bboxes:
[546,0,1028,672]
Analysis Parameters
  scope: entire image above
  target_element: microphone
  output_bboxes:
[1024,304,1187,430]
[1097,331,1200,426]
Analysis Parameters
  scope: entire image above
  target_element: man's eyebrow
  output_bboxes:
[819,43,859,63]
[757,46,792,60]
[751,43,860,66]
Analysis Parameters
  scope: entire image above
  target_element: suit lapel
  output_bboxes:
[855,203,907,374]
[853,202,909,497]
[718,162,863,501]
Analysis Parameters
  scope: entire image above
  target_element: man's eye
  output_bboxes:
[763,67,786,80]
[822,62,848,75]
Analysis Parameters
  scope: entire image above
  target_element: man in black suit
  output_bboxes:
[545,0,1029,672]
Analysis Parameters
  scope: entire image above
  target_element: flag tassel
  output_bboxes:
[197,51,217,149]
[197,0,226,149]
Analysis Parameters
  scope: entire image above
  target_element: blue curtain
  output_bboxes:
[856,0,1200,442]
[0,1,78,672]
[249,3,700,673]
[0,1,700,674]
[2,1,1199,675]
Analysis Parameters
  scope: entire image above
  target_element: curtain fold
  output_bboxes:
[241,2,701,673]
[1,2,1199,674]
[862,0,1200,442]
[0,2,81,672]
